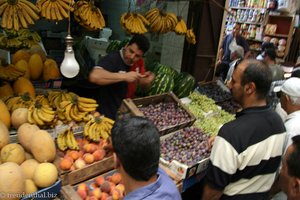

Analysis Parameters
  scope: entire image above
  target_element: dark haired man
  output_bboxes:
[279,135,300,200]
[262,48,284,81]
[202,59,286,200]
[111,116,182,200]
[89,35,155,119]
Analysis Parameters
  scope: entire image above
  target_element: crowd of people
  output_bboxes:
[63,30,300,199]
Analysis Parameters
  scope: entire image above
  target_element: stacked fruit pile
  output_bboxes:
[0,121,59,197]
[186,92,235,136]
[58,138,108,171]
[161,127,210,166]
[76,172,124,200]
[0,29,42,52]
[197,83,232,103]
[139,102,191,132]
[147,63,196,97]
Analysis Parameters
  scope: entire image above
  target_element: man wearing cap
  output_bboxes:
[278,77,300,152]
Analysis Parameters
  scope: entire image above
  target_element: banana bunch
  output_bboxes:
[74,0,105,31]
[0,64,26,81]
[18,29,41,42]
[4,93,33,112]
[56,96,98,123]
[0,0,40,31]
[56,128,79,151]
[120,12,149,34]
[144,8,177,34]
[185,29,196,44]
[174,17,187,35]
[27,102,56,127]
[35,94,50,106]
[36,0,74,21]
[84,116,114,142]
[48,91,76,109]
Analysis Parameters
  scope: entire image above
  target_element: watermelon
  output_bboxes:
[173,72,196,98]
[153,63,178,78]
[118,38,131,49]
[148,73,174,95]
[106,40,121,53]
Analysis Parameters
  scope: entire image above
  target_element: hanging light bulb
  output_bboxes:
[60,34,80,78]
[60,1,80,78]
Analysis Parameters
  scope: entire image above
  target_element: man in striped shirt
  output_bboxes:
[202,59,286,200]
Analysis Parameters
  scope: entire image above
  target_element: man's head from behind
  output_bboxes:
[227,59,272,105]
[279,135,300,200]
[279,77,300,114]
[111,116,160,181]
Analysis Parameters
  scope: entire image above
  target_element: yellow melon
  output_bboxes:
[30,130,56,162]
[0,162,25,200]
[1,143,25,164]
[25,151,34,160]
[29,44,47,62]
[15,59,31,79]
[20,159,39,179]
[0,99,10,129]
[12,49,31,64]
[33,162,58,188]
[17,123,40,152]
[13,77,36,98]
[0,82,14,99]
[43,58,61,82]
[24,179,38,195]
[0,120,9,150]
[28,53,43,80]
[11,107,28,129]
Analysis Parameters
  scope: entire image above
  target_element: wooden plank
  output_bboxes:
[61,185,81,200]
[59,156,114,186]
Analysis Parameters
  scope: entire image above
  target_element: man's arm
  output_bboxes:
[139,71,155,90]
[89,67,144,85]
[202,184,223,200]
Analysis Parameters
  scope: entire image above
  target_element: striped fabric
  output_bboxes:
[206,106,286,199]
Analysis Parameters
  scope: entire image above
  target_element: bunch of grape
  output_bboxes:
[217,100,241,114]
[139,102,191,131]
[188,92,219,113]
[197,83,232,102]
[161,127,211,166]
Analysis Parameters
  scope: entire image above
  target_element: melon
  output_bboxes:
[29,44,47,62]
[33,162,58,188]
[25,151,34,160]
[15,59,31,79]
[1,143,26,164]
[30,130,56,162]
[17,123,40,152]
[28,53,43,80]
[0,99,11,129]
[0,82,14,99]
[13,77,36,98]
[20,159,39,179]
[0,120,9,150]
[0,162,25,200]
[24,179,38,194]
[43,58,61,82]
[12,49,31,64]
[11,108,28,129]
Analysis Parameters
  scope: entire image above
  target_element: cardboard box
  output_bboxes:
[118,92,196,136]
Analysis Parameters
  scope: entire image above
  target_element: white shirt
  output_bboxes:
[284,110,300,152]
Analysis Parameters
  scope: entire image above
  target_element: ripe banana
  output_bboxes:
[174,17,187,35]
[186,29,196,44]
[66,129,79,150]
[56,131,68,151]
[120,12,149,34]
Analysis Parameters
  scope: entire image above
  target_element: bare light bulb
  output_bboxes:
[60,34,80,78]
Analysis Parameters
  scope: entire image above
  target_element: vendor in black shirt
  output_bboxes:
[88,35,154,119]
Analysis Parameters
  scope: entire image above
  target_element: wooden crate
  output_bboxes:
[56,156,114,186]
[61,168,183,200]
[118,92,196,136]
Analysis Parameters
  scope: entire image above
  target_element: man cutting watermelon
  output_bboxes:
[89,35,155,119]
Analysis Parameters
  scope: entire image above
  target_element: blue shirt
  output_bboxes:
[222,34,249,63]
[124,168,182,200]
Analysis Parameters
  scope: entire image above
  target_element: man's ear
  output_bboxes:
[113,153,121,169]
[245,82,256,94]
[290,177,300,196]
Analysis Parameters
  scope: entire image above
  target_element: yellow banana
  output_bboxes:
[27,106,36,124]
[32,108,45,126]
[69,104,82,122]
[77,96,97,104]
[66,129,79,150]
[64,103,73,122]
[56,131,68,151]
[84,119,93,137]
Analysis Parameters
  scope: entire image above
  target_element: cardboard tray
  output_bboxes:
[118,92,196,136]
[159,129,210,180]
